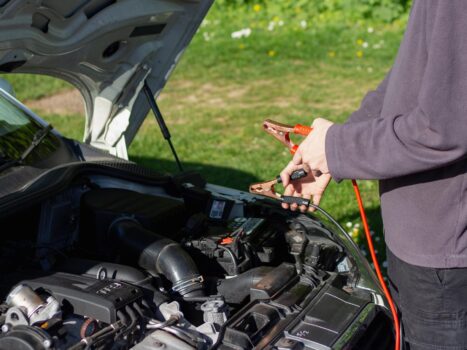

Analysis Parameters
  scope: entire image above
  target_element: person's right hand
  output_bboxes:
[280,162,331,212]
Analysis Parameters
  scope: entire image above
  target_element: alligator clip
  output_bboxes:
[263,119,312,154]
[249,169,310,207]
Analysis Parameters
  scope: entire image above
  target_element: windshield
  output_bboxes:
[0,91,59,167]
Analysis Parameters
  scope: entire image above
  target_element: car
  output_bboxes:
[0,1,394,349]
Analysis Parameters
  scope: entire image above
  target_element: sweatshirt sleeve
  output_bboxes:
[326,2,467,181]
[346,70,391,124]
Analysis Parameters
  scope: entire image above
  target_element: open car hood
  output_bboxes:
[0,0,213,158]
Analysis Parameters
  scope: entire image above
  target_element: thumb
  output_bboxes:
[292,148,303,166]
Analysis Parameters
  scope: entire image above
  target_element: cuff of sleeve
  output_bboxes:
[325,123,345,183]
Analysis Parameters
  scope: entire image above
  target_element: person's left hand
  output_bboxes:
[291,118,334,174]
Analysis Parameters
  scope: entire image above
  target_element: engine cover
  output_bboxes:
[18,272,144,323]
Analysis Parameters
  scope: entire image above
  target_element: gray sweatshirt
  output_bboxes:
[325,0,467,268]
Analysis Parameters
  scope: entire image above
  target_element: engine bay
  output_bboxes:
[0,170,393,350]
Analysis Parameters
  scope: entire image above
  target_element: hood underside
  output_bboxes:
[0,0,213,158]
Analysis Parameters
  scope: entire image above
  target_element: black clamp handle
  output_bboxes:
[276,169,308,183]
[281,196,310,207]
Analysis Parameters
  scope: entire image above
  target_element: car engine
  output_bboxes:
[0,170,393,349]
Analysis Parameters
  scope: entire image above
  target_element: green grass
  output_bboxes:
[1,4,406,260]
[0,74,71,101]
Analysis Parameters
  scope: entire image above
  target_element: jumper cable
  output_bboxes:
[249,168,310,207]
[251,119,401,350]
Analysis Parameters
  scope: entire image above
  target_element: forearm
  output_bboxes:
[326,107,467,181]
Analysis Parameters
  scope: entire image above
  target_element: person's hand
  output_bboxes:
[280,162,332,212]
[279,118,334,212]
[292,118,334,174]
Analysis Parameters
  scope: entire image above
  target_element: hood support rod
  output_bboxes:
[143,80,183,172]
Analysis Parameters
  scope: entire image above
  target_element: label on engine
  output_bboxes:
[209,200,226,219]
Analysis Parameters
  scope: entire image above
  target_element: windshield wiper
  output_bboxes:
[0,124,53,173]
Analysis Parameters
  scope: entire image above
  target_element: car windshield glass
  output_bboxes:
[0,92,59,167]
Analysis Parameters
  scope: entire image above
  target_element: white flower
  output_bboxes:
[278,20,284,26]
[203,32,212,41]
[300,20,307,29]
[267,21,275,31]
[372,44,381,49]
[367,67,374,73]
[231,28,252,39]
[367,26,374,33]
[382,261,388,268]
[201,19,210,28]
[231,31,242,39]
[362,41,369,48]
[346,221,352,228]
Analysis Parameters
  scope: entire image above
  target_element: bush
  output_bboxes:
[215,0,411,23]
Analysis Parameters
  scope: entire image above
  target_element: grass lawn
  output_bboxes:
[0,4,406,262]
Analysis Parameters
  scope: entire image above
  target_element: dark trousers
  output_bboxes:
[387,249,467,350]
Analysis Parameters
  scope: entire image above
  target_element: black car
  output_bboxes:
[0,1,393,349]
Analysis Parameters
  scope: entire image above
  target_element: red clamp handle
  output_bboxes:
[293,124,312,136]
[263,119,313,154]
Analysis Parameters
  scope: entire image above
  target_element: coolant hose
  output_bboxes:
[109,219,204,298]
[217,266,273,304]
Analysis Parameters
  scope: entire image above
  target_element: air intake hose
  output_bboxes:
[109,219,204,298]
[217,266,273,304]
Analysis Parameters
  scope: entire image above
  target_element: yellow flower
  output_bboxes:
[268,50,276,57]
[356,50,364,58]
[351,227,360,239]
[253,4,261,12]
[356,38,364,46]
[273,16,280,22]
[328,50,336,58]
[239,43,245,49]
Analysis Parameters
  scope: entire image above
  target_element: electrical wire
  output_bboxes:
[68,321,123,350]
[216,244,238,274]
[351,179,400,350]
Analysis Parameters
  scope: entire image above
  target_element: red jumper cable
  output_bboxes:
[256,119,401,350]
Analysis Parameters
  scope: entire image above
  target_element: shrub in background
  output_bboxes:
[216,0,411,24]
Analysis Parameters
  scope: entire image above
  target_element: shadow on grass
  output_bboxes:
[131,156,261,191]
